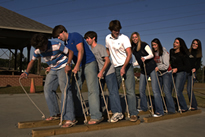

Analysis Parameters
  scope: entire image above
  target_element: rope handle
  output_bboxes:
[19,77,45,119]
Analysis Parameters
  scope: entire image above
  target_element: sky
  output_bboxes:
[0,0,205,66]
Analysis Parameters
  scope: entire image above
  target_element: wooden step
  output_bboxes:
[32,119,140,137]
[143,109,202,123]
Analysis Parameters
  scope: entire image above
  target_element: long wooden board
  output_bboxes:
[32,119,141,137]
[143,109,202,123]
[18,111,149,129]
[18,116,91,129]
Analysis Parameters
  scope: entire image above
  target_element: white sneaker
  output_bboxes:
[137,109,142,112]
[110,112,124,123]
[152,114,162,117]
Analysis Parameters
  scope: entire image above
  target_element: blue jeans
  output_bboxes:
[139,70,164,115]
[115,64,138,116]
[158,72,175,113]
[173,71,188,111]
[186,72,198,109]
[101,73,122,113]
[72,61,102,120]
[44,68,75,121]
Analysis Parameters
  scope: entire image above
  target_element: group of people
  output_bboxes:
[20,20,202,128]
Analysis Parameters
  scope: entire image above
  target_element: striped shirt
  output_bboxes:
[32,39,69,70]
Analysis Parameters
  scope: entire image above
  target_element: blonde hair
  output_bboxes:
[130,32,141,51]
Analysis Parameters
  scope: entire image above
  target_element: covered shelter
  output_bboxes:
[0,6,52,74]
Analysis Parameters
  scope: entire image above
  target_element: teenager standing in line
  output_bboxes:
[84,31,124,122]
[151,38,176,114]
[170,37,191,112]
[105,20,139,121]
[187,39,202,110]
[52,25,103,125]
[130,32,164,117]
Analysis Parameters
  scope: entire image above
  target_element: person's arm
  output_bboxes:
[194,57,201,72]
[106,48,110,57]
[141,45,154,62]
[121,47,132,76]
[98,56,110,78]
[157,49,170,71]
[72,42,84,74]
[20,59,35,78]
[65,50,74,73]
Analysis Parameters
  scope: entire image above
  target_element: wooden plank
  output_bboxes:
[32,119,141,137]
[18,110,151,129]
[143,109,202,123]
[18,120,60,129]
[18,116,91,129]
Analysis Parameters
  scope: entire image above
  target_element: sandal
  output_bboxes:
[46,114,60,121]
[88,117,104,125]
[61,120,78,128]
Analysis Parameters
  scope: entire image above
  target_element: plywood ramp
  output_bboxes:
[32,120,140,137]
[143,109,202,123]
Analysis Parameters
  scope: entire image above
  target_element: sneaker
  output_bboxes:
[110,112,124,123]
[130,115,138,122]
[137,109,142,112]
[152,114,162,117]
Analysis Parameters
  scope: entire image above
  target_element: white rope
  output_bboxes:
[155,71,168,113]
[99,78,111,122]
[189,72,195,110]
[59,72,69,126]
[171,73,182,113]
[74,73,88,124]
[143,62,154,115]
[19,77,45,119]
[121,76,130,118]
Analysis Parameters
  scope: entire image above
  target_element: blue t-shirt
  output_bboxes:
[65,32,96,66]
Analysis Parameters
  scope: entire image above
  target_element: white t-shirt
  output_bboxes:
[105,33,132,67]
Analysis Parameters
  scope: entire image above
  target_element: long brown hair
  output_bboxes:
[189,39,202,58]
[151,38,163,56]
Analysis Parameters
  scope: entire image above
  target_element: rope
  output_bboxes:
[59,72,69,126]
[19,77,45,119]
[98,78,111,122]
[155,71,168,113]
[189,72,195,110]
[171,73,182,113]
[74,73,88,124]
[121,75,130,118]
[143,62,154,115]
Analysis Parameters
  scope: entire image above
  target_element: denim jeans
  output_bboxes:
[72,61,102,120]
[158,72,175,113]
[186,72,198,109]
[44,68,75,121]
[173,71,188,111]
[139,70,164,115]
[100,73,122,113]
[115,64,138,116]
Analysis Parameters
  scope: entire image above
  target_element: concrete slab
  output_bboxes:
[0,93,205,137]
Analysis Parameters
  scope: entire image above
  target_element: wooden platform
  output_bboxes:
[143,109,202,123]
[32,119,141,137]
[18,111,149,129]
[18,116,91,129]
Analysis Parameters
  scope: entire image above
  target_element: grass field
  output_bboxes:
[0,81,205,108]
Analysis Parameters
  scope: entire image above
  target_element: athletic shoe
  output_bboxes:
[137,109,142,112]
[152,114,162,117]
[110,112,124,123]
[130,115,138,122]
